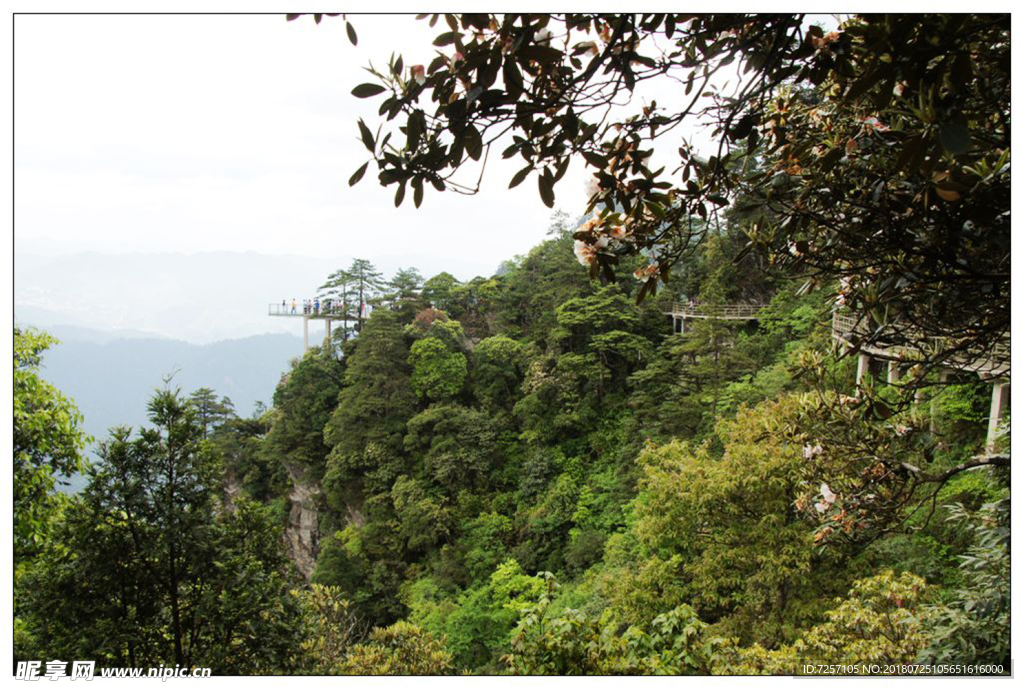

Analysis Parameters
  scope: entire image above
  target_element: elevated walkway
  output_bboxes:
[831,309,1010,450]
[831,311,1009,380]
[665,302,769,334]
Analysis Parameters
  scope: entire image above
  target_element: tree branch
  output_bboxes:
[902,453,1009,484]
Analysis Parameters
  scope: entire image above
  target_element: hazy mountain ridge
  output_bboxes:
[32,329,304,444]
[15,249,497,344]
[15,250,349,343]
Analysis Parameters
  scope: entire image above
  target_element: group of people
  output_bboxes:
[281,298,371,318]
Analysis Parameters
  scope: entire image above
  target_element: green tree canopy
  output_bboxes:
[408,337,468,402]
[422,272,461,313]
[20,388,303,671]
[13,327,88,559]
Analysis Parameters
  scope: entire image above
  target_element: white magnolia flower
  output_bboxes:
[815,501,829,514]
[574,240,597,266]
[820,483,837,505]
[633,263,659,282]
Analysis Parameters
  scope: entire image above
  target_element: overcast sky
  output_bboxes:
[15,14,606,279]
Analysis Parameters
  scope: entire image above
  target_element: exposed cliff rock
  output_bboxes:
[283,461,321,580]
[223,469,243,512]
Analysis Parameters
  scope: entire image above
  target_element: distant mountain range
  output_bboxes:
[15,250,350,343]
[19,323,306,490]
[15,249,497,344]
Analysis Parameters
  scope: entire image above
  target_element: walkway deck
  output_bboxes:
[665,302,769,334]
[831,309,1009,451]
[666,303,769,320]
[831,311,1009,380]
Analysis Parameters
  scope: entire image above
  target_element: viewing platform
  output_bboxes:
[268,303,353,351]
[268,303,351,320]
[666,302,769,334]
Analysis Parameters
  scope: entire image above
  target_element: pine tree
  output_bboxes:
[187,387,235,438]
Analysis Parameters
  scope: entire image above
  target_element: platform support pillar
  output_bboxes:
[303,315,309,352]
[986,381,1009,452]
[856,353,870,389]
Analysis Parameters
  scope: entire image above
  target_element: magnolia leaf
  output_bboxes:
[352,83,387,98]
[348,162,369,187]
[538,173,555,208]
[509,165,532,189]
[939,123,972,155]
[357,119,375,152]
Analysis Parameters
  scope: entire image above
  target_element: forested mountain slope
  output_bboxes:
[16,221,1006,674]
[15,12,1009,676]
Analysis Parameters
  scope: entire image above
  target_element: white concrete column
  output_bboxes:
[856,353,870,387]
[303,315,309,352]
[325,318,332,347]
[887,361,899,385]
[680,317,686,335]
[986,381,1009,452]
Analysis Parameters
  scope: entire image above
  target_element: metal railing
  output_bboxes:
[269,303,299,316]
[669,303,768,319]
[832,310,1009,377]
[268,303,352,318]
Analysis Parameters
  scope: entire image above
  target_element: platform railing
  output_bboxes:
[832,310,1009,377]
[268,303,299,316]
[268,302,353,318]
[669,303,768,319]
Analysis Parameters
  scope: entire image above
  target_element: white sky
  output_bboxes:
[10,11,843,342]
[13,14,847,279]
[14,14,600,278]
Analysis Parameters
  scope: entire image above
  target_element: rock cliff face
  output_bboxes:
[223,469,242,512]
[283,461,321,580]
